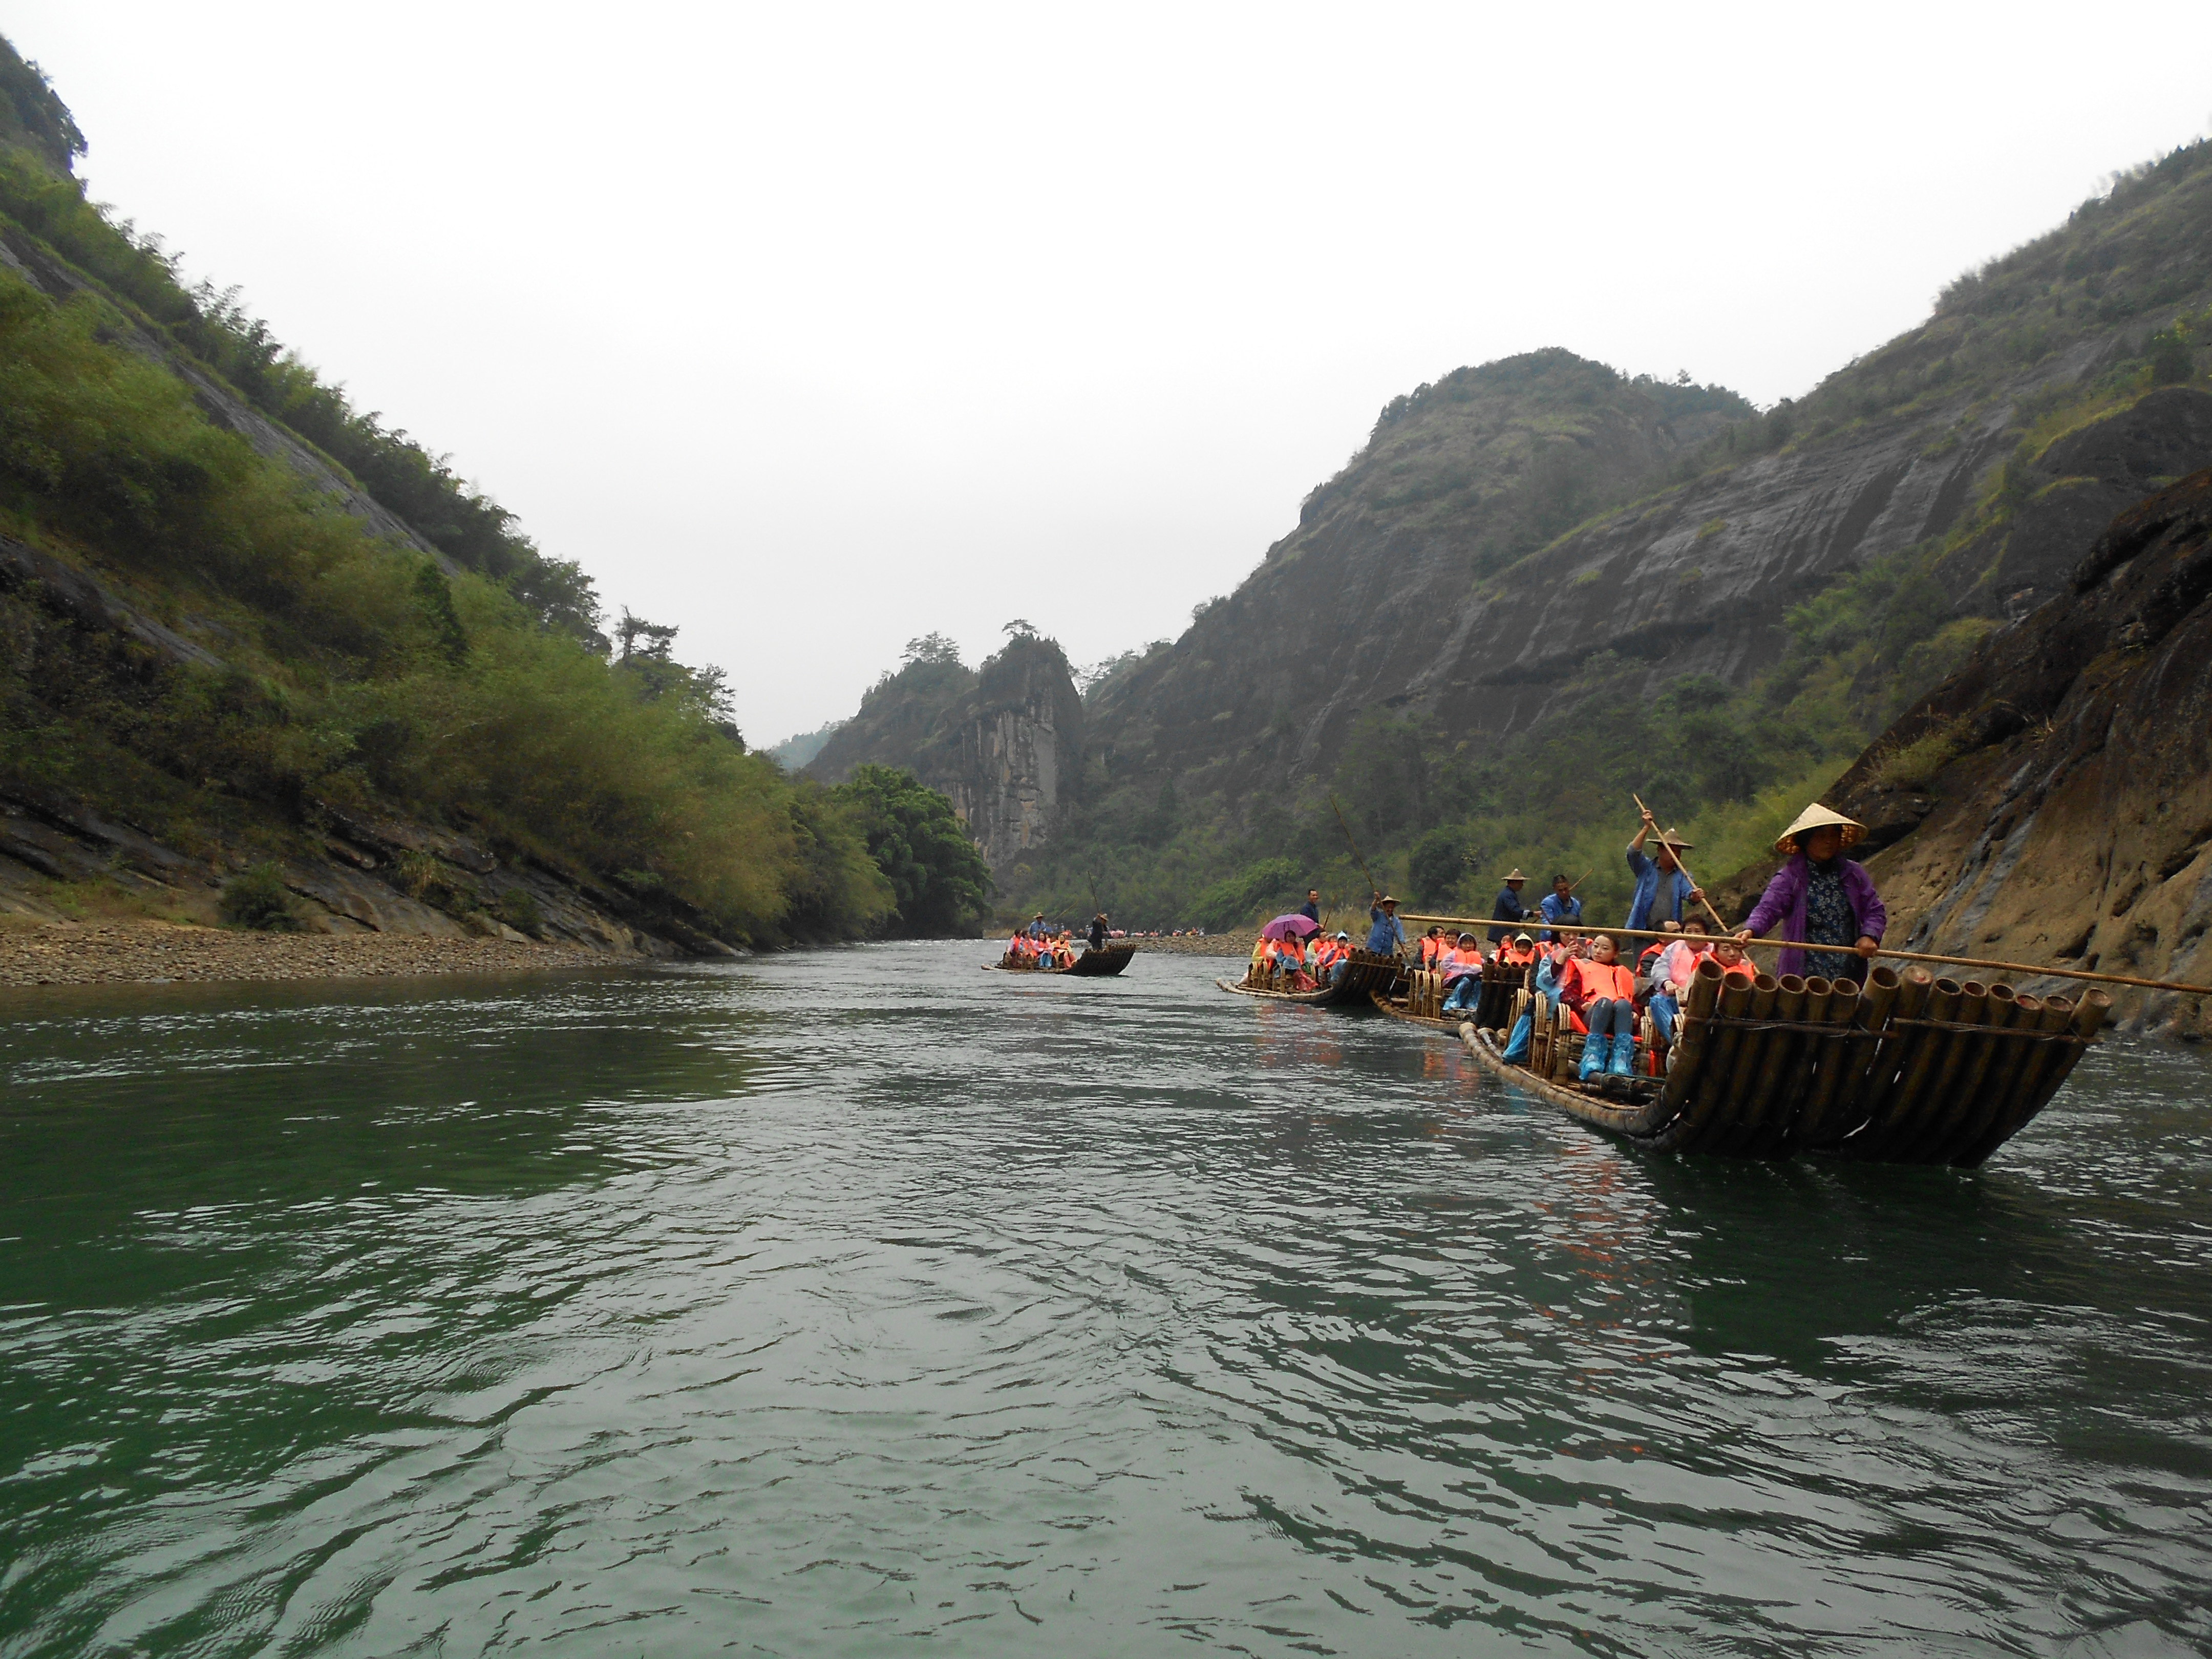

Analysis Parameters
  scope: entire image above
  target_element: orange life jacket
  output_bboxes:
[1568,959,1636,1004]
[1444,945,1483,974]
[1497,942,1535,967]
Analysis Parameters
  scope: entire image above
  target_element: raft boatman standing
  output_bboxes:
[1737,803,1887,988]
[1625,809,1702,931]
[1367,891,1407,958]
[1088,912,1110,951]
[1488,869,1530,945]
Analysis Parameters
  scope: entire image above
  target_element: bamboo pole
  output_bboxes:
[1327,793,1380,898]
[1945,990,2044,1164]
[1959,990,2112,1165]
[1912,983,2017,1164]
[1396,913,2212,999]
[1727,974,1808,1157]
[1842,966,1931,1141]
[1661,970,1756,1153]
[1773,975,1859,1156]
[1800,970,1883,1148]
[1859,976,1965,1159]
[1657,956,1725,1115]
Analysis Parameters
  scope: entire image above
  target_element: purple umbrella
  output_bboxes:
[1261,913,1321,941]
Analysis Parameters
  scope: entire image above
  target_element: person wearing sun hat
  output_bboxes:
[1624,807,1702,931]
[1487,868,1530,946]
[1736,803,1888,985]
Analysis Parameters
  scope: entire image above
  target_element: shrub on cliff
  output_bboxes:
[830,764,991,937]
[219,864,303,931]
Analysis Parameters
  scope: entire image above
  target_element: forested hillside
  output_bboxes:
[991,141,2212,931]
[0,38,964,949]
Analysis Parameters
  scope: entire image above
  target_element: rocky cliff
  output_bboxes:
[1712,470,2212,1037]
[805,634,1083,875]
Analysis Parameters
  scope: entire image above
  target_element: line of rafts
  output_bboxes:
[1238,949,2110,1168]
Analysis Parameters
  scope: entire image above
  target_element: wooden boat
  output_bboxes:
[1452,955,2110,1166]
[992,943,1137,976]
[1215,948,1401,1007]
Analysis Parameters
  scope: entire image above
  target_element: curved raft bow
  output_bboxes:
[1454,955,2111,1166]
[1217,949,1402,1006]
[991,943,1137,976]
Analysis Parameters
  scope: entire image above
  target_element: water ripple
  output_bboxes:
[1,946,2208,1655]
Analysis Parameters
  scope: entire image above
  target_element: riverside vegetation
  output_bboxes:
[0,38,986,950]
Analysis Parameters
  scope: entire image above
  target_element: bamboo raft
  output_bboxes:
[1455,955,2110,1164]
[1375,964,1530,1032]
[1216,948,1401,1006]
[991,943,1137,976]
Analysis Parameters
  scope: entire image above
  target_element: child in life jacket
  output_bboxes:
[1560,934,1639,1083]
[1439,931,1486,1014]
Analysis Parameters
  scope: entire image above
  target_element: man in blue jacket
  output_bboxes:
[1366,891,1407,957]
[1538,873,1581,942]
[1624,809,1702,931]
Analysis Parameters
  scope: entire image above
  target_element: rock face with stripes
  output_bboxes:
[806,633,1084,875]
[1729,468,2212,1036]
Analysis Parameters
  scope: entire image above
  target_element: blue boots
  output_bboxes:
[1578,1031,1640,1083]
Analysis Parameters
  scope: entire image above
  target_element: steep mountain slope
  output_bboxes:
[1018,141,2212,925]
[0,39,892,950]
[1709,468,2212,1036]
[1086,352,1753,798]
[1096,146,2212,798]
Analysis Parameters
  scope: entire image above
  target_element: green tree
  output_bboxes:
[831,764,992,937]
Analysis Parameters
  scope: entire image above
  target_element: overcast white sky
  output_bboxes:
[9,3,2210,746]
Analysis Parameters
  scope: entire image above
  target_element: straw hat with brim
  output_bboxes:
[1654,831,1693,854]
[1502,868,1527,882]
[1774,803,1866,856]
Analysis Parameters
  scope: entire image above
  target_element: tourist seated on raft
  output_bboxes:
[1737,803,1887,987]
[1440,931,1485,1014]
[1538,874,1581,942]
[1325,930,1353,984]
[1419,925,1448,972]
[1560,934,1640,1083]
[1636,919,1682,985]
[1494,931,1538,971]
[1646,919,1707,1045]
[1498,934,1588,1064]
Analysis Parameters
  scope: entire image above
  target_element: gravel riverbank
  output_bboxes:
[0,923,608,988]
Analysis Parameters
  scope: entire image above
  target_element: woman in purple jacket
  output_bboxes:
[1736,804,1887,986]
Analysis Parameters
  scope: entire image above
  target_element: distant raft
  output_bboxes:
[992,943,1137,976]
[1453,955,2109,1166]
[1216,949,1402,1007]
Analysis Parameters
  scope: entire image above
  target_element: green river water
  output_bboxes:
[1,943,2208,1657]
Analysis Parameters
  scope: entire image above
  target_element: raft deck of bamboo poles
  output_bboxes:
[1458,955,2110,1165]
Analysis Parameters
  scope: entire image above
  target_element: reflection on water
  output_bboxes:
[2,946,2208,1656]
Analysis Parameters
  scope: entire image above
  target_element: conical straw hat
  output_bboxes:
[1774,802,1865,856]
